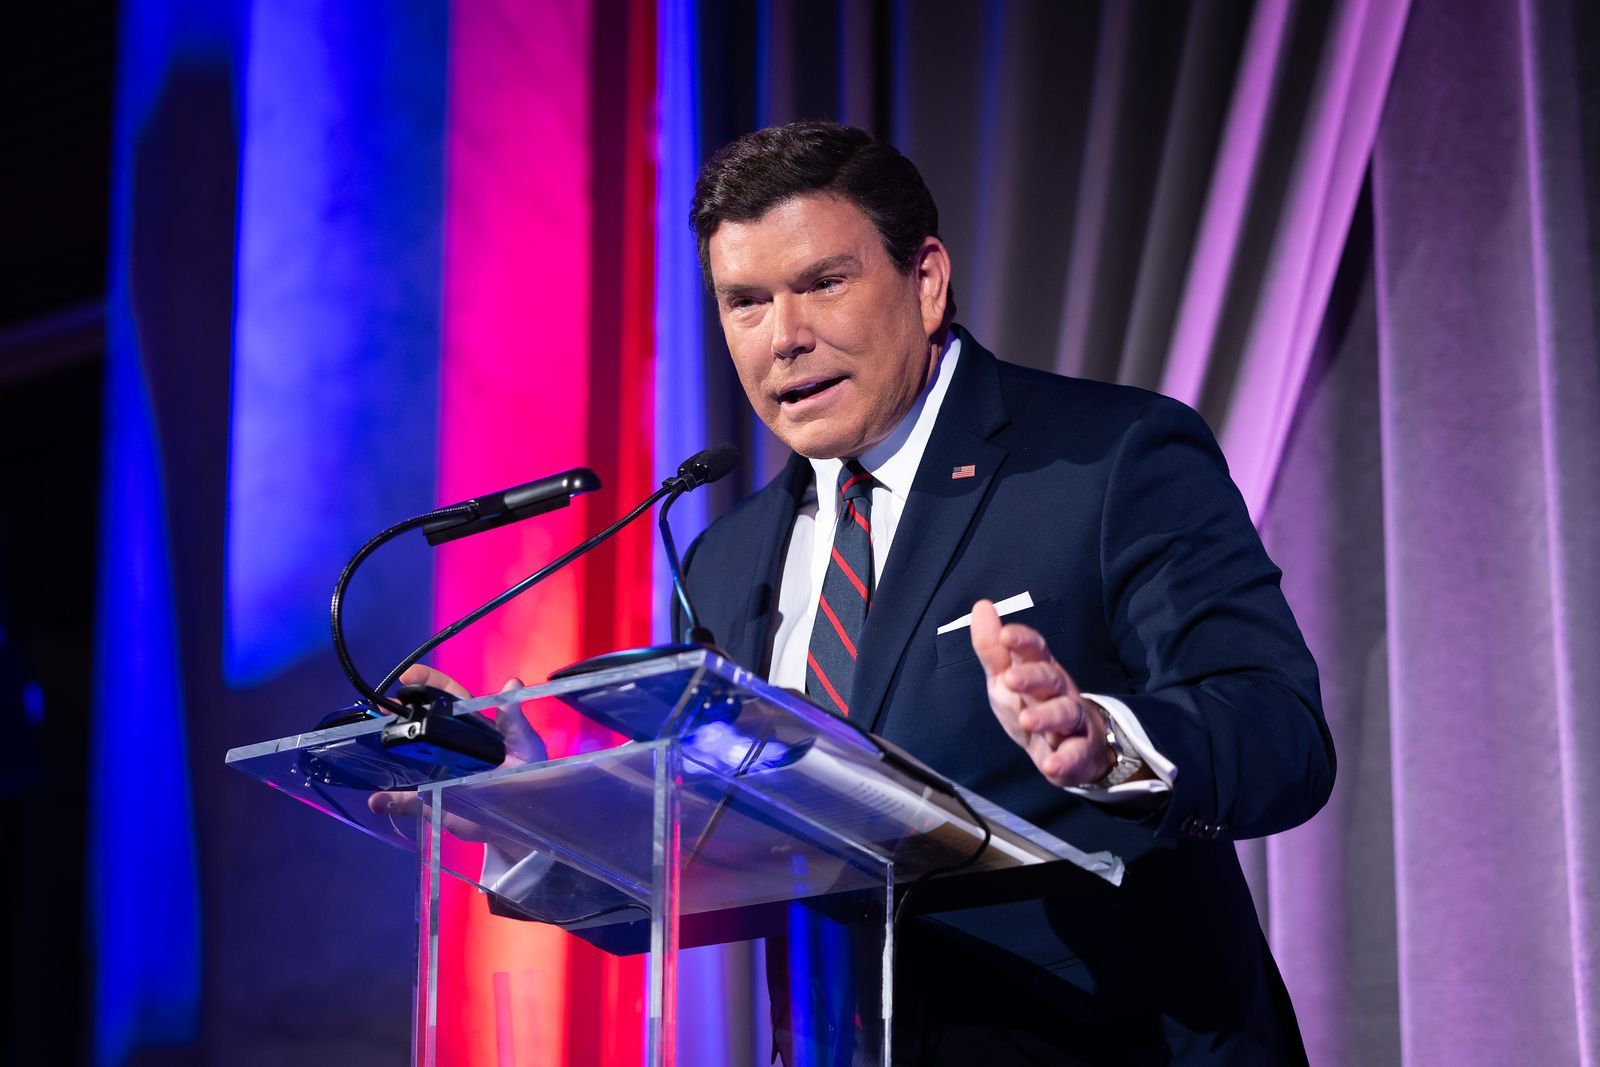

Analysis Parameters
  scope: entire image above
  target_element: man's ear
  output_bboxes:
[914,237,952,337]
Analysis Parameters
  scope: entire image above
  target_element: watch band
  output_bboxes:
[1086,708,1143,789]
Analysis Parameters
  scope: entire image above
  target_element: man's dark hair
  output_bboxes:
[690,121,954,318]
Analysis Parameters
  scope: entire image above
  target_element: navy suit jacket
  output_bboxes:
[681,328,1334,1064]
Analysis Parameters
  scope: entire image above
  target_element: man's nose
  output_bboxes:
[770,294,814,359]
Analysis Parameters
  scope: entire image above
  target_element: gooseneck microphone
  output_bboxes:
[422,468,601,545]
[373,444,740,699]
[659,443,740,646]
[330,446,742,720]
[330,467,601,716]
[669,441,740,492]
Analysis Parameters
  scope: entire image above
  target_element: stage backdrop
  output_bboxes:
[94,0,1598,1064]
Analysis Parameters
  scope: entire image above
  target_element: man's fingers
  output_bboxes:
[494,677,550,765]
[999,622,1053,661]
[367,790,499,843]
[974,608,1101,788]
[1017,694,1092,737]
[398,663,472,700]
[970,600,1011,678]
[1025,730,1102,787]
[1000,661,1070,700]
[1019,697,1116,787]
[368,790,421,816]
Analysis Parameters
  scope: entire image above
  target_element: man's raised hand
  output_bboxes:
[969,599,1114,788]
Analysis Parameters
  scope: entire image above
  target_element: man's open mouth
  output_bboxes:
[779,377,845,404]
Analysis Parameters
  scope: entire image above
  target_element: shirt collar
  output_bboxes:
[807,331,963,501]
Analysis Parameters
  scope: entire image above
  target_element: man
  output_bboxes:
[679,121,1334,1064]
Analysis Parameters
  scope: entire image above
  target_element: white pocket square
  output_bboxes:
[936,591,1035,634]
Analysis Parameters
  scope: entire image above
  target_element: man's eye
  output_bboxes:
[813,277,841,292]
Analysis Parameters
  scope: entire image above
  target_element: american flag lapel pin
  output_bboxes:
[951,463,976,480]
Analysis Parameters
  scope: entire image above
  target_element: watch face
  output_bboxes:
[1098,750,1143,788]
[1092,715,1142,788]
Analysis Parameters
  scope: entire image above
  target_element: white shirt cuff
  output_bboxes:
[481,843,554,900]
[1063,693,1177,803]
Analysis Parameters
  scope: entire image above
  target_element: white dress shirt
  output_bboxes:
[767,334,1176,801]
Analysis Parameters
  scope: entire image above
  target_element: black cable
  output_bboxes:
[889,788,992,934]
[551,900,652,927]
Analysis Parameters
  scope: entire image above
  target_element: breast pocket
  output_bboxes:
[933,597,1066,669]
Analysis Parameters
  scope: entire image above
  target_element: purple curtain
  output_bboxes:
[1256,0,1599,1059]
[1369,0,1600,1060]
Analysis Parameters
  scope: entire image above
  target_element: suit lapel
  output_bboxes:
[721,451,810,674]
[855,332,1011,732]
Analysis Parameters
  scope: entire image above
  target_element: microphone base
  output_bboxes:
[381,714,506,773]
[379,684,506,772]
[548,642,725,681]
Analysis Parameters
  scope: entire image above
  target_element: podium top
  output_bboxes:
[227,648,1122,925]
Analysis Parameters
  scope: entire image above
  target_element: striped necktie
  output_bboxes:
[806,460,875,717]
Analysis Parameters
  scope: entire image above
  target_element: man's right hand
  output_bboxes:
[366,665,548,844]
[970,599,1119,788]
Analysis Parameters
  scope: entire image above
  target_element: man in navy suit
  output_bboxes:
[681,121,1334,1064]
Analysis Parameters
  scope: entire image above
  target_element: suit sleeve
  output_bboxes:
[1099,396,1335,843]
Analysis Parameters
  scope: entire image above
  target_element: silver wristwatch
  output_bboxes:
[1086,707,1143,788]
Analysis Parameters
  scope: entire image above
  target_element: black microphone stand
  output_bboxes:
[327,447,740,766]
[545,482,723,680]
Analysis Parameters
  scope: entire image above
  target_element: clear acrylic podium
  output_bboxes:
[227,649,1123,1065]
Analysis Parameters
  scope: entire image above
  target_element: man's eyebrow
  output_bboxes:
[791,253,859,281]
[713,253,863,298]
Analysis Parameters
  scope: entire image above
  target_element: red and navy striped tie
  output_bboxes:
[806,460,875,717]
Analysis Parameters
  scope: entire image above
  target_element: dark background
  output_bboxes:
[0,4,116,1064]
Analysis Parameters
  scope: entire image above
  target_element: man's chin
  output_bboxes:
[773,422,865,462]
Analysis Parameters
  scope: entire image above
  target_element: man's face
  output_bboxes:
[707,193,950,459]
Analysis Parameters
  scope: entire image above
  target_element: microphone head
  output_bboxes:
[675,444,741,490]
